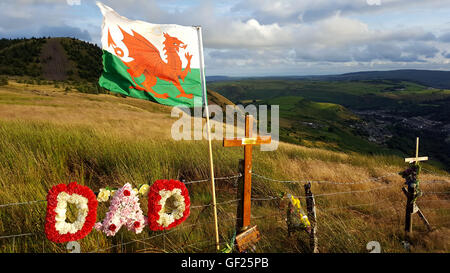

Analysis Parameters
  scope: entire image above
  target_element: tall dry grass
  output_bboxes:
[0,81,449,253]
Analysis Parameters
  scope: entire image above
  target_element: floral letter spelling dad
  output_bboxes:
[45,182,98,243]
[147,179,190,231]
[94,183,146,236]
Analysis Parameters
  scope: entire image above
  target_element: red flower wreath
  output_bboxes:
[147,179,190,231]
[45,182,98,243]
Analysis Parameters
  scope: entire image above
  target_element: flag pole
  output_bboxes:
[195,25,220,251]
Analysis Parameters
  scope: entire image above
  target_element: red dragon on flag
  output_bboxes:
[108,27,194,99]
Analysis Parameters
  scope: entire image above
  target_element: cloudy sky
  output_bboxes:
[1,0,450,76]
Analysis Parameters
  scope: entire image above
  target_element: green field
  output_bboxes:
[208,79,431,108]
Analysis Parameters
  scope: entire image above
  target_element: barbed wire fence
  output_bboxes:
[1,170,449,253]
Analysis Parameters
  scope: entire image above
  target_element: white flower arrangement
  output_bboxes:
[45,182,98,243]
[156,188,186,228]
[54,192,89,235]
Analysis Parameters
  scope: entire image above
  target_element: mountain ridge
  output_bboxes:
[207,69,450,89]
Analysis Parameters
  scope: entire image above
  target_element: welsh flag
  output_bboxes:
[97,2,204,107]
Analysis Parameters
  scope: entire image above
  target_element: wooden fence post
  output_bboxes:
[236,159,245,231]
[404,186,414,234]
[304,182,318,253]
[402,187,431,233]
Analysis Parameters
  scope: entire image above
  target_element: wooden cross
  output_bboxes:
[404,137,428,164]
[403,137,431,234]
[223,115,271,230]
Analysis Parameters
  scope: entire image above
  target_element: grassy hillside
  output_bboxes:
[0,80,449,253]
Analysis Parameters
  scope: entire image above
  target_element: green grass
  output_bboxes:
[0,92,53,106]
[266,96,357,122]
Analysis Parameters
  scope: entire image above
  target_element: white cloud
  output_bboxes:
[0,0,449,75]
[232,0,450,24]
[366,0,381,6]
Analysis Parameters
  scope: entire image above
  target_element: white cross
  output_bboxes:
[404,137,428,164]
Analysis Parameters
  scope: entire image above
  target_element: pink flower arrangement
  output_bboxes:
[94,183,147,236]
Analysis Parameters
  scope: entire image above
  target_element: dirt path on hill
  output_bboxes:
[40,39,70,81]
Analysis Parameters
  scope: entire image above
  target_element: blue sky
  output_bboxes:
[0,0,449,76]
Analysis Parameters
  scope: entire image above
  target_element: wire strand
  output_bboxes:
[0,233,36,240]
[252,172,397,185]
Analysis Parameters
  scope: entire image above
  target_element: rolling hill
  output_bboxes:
[0,37,102,82]
[325,70,450,90]
[207,69,450,89]
[1,37,449,168]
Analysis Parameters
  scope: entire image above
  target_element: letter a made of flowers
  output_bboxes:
[94,183,146,236]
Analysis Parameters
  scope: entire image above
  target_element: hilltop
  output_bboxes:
[0,37,102,82]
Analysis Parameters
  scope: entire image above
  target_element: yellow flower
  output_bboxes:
[97,188,110,202]
[133,188,139,195]
[138,184,150,196]
[301,215,311,228]
[290,195,301,210]
[289,194,311,228]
